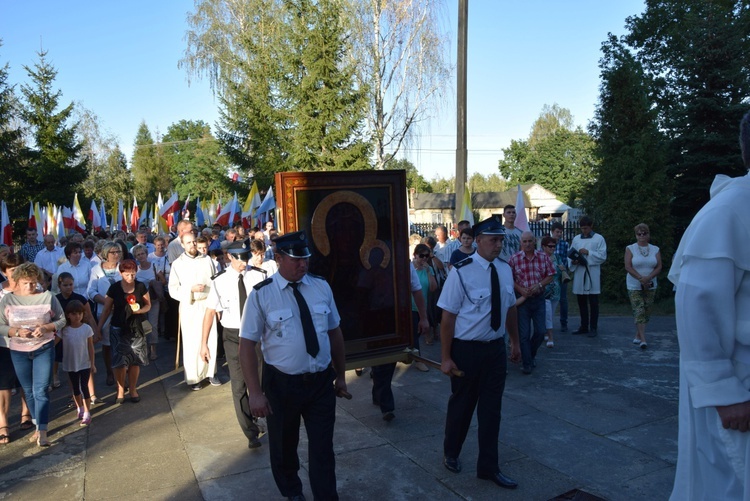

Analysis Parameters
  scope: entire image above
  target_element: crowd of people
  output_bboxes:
[2,110,748,499]
[0,221,280,448]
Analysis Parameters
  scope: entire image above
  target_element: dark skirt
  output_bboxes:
[110,325,149,368]
[0,346,20,390]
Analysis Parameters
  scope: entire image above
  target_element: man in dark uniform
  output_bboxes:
[438,216,522,490]
[239,230,348,501]
[200,240,263,448]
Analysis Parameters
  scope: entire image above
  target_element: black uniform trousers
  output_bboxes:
[222,328,260,440]
[444,337,507,476]
[263,364,338,501]
[371,363,396,413]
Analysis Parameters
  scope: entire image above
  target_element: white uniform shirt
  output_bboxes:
[207,268,254,329]
[247,260,279,288]
[240,272,341,375]
[437,253,515,342]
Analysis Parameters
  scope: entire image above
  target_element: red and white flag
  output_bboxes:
[1,201,13,247]
[89,200,101,231]
[159,193,180,221]
[131,196,140,232]
[28,201,36,230]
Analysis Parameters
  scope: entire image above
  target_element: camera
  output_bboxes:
[568,248,588,267]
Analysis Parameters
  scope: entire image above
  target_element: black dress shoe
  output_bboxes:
[587,329,598,337]
[287,495,306,501]
[382,411,395,422]
[572,328,589,335]
[248,437,262,449]
[444,456,461,473]
[477,471,518,489]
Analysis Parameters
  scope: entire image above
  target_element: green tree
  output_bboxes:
[429,176,454,193]
[183,0,371,188]
[624,0,750,235]
[385,157,431,192]
[19,50,86,208]
[283,0,370,171]
[468,173,507,193]
[585,35,672,302]
[76,105,133,211]
[499,111,597,205]
[94,147,133,212]
[0,43,28,224]
[162,119,233,200]
[528,103,574,148]
[131,121,171,203]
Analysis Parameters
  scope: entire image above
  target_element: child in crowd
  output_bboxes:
[58,300,95,426]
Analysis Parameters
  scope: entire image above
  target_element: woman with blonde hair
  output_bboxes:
[624,223,662,349]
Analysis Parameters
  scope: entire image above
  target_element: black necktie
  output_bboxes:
[489,262,501,331]
[290,282,319,357]
[238,273,247,318]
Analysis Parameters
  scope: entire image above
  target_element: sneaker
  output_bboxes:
[633,338,640,344]
[81,414,91,426]
[77,408,84,419]
[544,335,549,341]
[414,362,429,372]
[209,376,223,386]
[546,341,554,348]
[640,342,647,350]
[53,378,61,389]
[191,383,204,391]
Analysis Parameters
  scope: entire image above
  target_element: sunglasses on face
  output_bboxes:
[418,254,430,259]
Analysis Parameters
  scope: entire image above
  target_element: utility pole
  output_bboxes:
[454,0,468,225]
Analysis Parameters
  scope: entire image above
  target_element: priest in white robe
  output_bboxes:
[168,231,218,389]
[669,111,750,500]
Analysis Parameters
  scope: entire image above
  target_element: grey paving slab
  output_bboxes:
[2,315,680,501]
[335,443,460,500]
[85,448,198,500]
[502,410,671,493]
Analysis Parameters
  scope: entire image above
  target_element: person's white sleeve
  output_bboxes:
[677,256,750,408]
[410,262,421,292]
[587,235,607,266]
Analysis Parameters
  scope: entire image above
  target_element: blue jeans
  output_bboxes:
[517,295,546,370]
[10,341,55,431]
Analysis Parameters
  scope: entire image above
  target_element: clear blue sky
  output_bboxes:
[1,0,645,182]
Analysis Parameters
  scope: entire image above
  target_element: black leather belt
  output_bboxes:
[453,337,503,345]
[266,363,331,383]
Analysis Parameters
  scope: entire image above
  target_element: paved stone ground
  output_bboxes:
[0,315,678,500]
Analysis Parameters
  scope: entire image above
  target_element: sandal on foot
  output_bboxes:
[37,437,50,447]
[20,414,34,430]
[0,426,9,444]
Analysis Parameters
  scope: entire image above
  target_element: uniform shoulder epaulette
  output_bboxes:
[454,257,473,268]
[307,273,325,280]
[253,277,274,290]
[210,269,226,281]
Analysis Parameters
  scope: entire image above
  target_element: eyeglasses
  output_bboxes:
[544,244,556,248]
[109,250,122,255]
[418,254,430,259]
[636,232,649,236]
